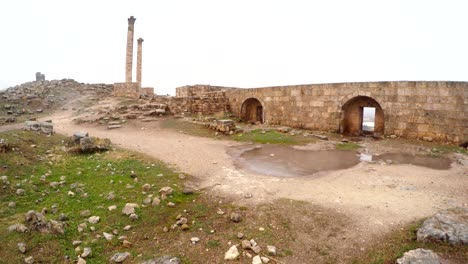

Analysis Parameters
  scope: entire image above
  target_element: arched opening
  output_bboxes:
[241,98,263,124]
[341,96,384,136]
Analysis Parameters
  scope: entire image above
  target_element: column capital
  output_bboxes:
[128,16,136,25]
[137,38,144,44]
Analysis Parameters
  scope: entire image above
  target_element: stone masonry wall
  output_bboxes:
[176,85,239,97]
[114,82,141,99]
[224,82,467,143]
[151,94,230,115]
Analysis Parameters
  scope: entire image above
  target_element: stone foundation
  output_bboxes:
[113,82,141,99]
[141,87,154,96]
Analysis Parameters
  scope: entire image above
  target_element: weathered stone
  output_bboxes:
[110,252,130,263]
[17,242,27,253]
[8,223,28,233]
[122,203,138,215]
[151,197,161,206]
[241,240,251,249]
[73,131,89,143]
[81,247,92,258]
[88,216,100,224]
[267,245,277,256]
[230,212,242,223]
[252,255,262,264]
[396,248,440,264]
[24,256,34,264]
[417,208,468,245]
[224,245,240,260]
[141,256,181,264]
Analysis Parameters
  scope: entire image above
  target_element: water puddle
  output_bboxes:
[231,145,451,177]
[371,153,451,170]
[232,145,360,177]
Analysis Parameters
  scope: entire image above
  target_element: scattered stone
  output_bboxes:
[237,232,244,239]
[73,132,89,143]
[129,213,138,221]
[108,205,117,211]
[230,212,242,223]
[76,136,111,153]
[17,242,27,253]
[58,213,68,221]
[261,256,270,263]
[24,121,53,134]
[122,240,132,248]
[159,186,173,199]
[24,256,34,264]
[142,197,152,205]
[142,183,151,192]
[224,245,240,260]
[72,240,82,246]
[252,245,262,254]
[190,237,200,244]
[81,247,92,258]
[252,255,262,264]
[167,202,175,207]
[103,232,114,241]
[241,240,251,249]
[182,186,195,195]
[106,192,116,200]
[178,174,186,180]
[267,245,277,256]
[77,257,87,264]
[423,137,433,142]
[151,197,161,206]
[123,225,131,231]
[181,224,189,231]
[122,203,138,215]
[80,210,91,217]
[88,216,100,224]
[110,252,130,263]
[16,189,25,195]
[396,248,440,264]
[313,134,329,140]
[8,201,16,208]
[417,207,468,245]
[141,256,181,264]
[108,125,122,129]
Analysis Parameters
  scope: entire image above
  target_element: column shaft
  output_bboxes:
[137,38,144,84]
[125,16,136,83]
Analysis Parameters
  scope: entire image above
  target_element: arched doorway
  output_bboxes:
[241,98,263,123]
[341,96,384,136]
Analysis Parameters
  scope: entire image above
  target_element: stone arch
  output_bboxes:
[340,96,384,136]
[241,98,264,123]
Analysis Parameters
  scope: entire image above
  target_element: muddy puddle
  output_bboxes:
[232,145,360,177]
[232,145,451,177]
[369,153,451,170]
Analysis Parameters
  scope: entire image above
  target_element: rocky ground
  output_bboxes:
[0,83,467,263]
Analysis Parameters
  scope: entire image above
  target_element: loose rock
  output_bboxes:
[396,248,440,264]
[141,256,181,264]
[224,245,240,260]
[110,252,130,263]
[417,208,468,245]
[17,242,27,253]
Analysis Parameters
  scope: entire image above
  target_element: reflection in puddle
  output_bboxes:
[233,145,360,177]
[232,145,452,177]
[373,153,451,170]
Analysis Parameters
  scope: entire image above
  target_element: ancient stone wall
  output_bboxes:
[113,82,141,99]
[141,87,154,96]
[176,85,239,97]
[224,82,468,142]
[151,94,229,115]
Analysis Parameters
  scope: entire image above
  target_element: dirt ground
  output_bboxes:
[3,97,467,262]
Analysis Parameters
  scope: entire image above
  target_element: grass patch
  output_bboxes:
[160,119,216,138]
[234,129,314,145]
[335,142,362,150]
[351,221,468,264]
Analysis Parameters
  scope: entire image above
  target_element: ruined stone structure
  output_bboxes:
[114,16,154,98]
[125,16,136,83]
[137,38,143,84]
[35,72,45,81]
[176,82,468,143]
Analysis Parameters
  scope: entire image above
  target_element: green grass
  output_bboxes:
[0,130,194,263]
[234,129,315,145]
[351,220,468,264]
[160,119,216,138]
[335,142,362,150]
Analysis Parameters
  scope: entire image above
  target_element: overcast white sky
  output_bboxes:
[1,0,467,95]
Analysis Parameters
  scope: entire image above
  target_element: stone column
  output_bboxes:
[125,16,136,83]
[136,38,144,84]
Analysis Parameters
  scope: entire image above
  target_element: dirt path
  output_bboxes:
[39,105,467,238]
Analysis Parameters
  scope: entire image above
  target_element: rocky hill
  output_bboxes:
[0,79,113,125]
